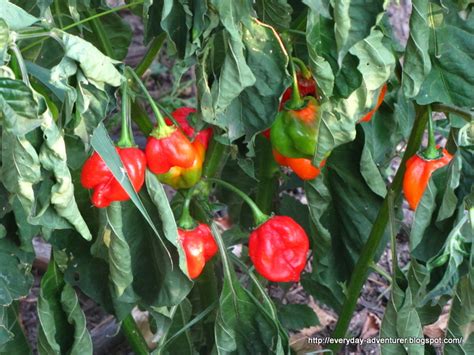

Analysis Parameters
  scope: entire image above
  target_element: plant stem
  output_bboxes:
[432,103,474,122]
[130,100,154,135]
[421,106,441,160]
[63,1,144,31]
[20,1,144,53]
[126,67,172,136]
[117,81,134,147]
[178,188,197,229]
[121,313,149,355]
[255,137,279,214]
[135,33,166,77]
[202,139,229,178]
[287,56,304,109]
[291,57,311,79]
[207,178,269,226]
[9,43,30,85]
[328,105,429,352]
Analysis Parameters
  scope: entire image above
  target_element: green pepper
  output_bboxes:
[270,96,319,159]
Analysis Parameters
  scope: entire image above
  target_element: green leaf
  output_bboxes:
[212,223,289,353]
[306,10,335,97]
[37,261,92,355]
[0,78,42,136]
[277,304,319,331]
[38,109,92,241]
[304,131,388,311]
[83,11,132,61]
[444,269,474,354]
[146,171,189,276]
[401,0,431,98]
[198,20,288,141]
[0,238,33,306]
[0,19,9,65]
[0,0,38,30]
[416,1,474,108]
[424,213,471,303]
[0,303,30,354]
[105,202,133,297]
[255,0,293,29]
[53,29,122,88]
[349,29,396,91]
[331,0,384,66]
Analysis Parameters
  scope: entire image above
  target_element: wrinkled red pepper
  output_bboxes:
[146,127,196,175]
[178,223,218,279]
[81,147,146,208]
[249,215,309,282]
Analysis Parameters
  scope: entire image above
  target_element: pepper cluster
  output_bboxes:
[81,106,212,209]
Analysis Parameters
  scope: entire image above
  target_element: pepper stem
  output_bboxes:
[420,106,442,160]
[292,57,312,79]
[207,178,269,226]
[178,188,197,230]
[117,81,135,148]
[286,55,304,110]
[126,67,174,138]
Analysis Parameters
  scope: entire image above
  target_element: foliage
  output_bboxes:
[0,0,473,354]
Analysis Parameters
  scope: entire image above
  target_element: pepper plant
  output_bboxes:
[0,0,473,354]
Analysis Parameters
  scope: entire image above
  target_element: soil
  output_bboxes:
[18,1,421,355]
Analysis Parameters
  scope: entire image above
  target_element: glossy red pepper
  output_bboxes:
[165,107,213,149]
[249,216,309,282]
[272,149,326,180]
[146,127,197,174]
[178,223,218,279]
[403,148,453,210]
[359,84,387,123]
[81,147,146,208]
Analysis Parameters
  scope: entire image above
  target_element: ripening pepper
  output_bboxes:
[270,97,320,159]
[272,149,326,180]
[146,126,196,175]
[157,143,206,189]
[403,148,453,210]
[156,108,213,189]
[81,147,146,208]
[178,223,218,279]
[359,84,387,123]
[249,216,309,282]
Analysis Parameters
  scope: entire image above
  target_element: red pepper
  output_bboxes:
[146,128,197,174]
[403,148,453,210]
[272,149,326,180]
[81,147,146,208]
[249,216,309,282]
[178,223,218,279]
[359,84,387,123]
[165,107,213,149]
[156,108,214,189]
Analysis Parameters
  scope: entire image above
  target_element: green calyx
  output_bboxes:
[270,96,319,159]
[150,124,175,140]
